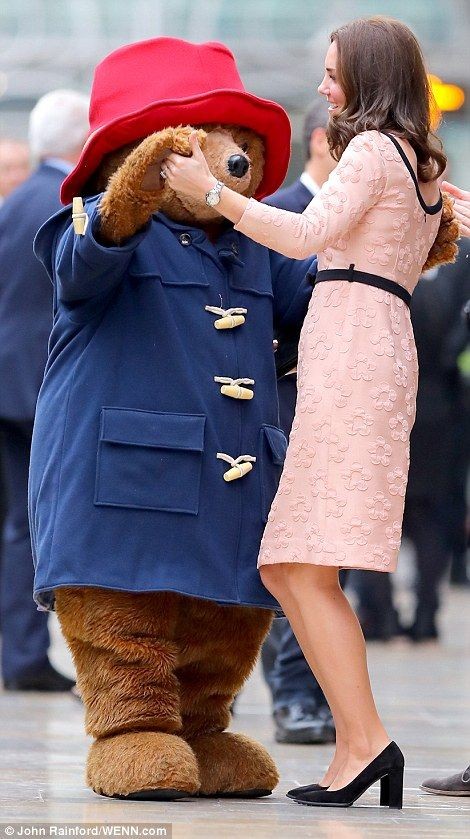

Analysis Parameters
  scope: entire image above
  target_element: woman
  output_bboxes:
[161,17,457,808]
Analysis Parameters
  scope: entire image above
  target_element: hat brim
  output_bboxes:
[61,89,291,204]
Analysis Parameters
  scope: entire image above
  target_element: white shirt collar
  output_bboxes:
[300,171,321,196]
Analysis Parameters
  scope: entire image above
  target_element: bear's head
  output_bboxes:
[65,38,458,271]
[61,38,291,242]
[90,124,265,228]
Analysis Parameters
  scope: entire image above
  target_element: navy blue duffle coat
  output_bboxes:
[30,196,314,611]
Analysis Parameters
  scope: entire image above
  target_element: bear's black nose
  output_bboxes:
[227,154,249,178]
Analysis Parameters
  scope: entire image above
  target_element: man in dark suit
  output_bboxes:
[0,89,89,690]
[0,137,31,631]
[261,99,338,743]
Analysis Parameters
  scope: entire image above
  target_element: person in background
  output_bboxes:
[0,138,30,204]
[260,98,336,745]
[354,241,470,641]
[443,182,470,236]
[419,183,470,797]
[445,182,470,585]
[0,137,31,629]
[0,90,89,691]
[405,244,470,628]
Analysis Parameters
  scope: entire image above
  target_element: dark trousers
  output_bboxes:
[261,374,328,709]
[404,497,451,614]
[0,418,50,682]
[354,496,452,626]
[350,571,396,632]
[261,612,327,709]
[0,451,4,631]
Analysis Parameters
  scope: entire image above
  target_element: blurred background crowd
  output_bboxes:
[1,0,469,183]
[0,0,469,749]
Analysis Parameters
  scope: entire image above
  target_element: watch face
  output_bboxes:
[206,190,220,207]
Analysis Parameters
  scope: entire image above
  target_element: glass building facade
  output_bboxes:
[1,0,469,183]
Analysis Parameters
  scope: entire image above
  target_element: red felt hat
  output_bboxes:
[61,37,291,205]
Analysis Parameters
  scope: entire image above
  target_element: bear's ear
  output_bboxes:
[84,141,141,196]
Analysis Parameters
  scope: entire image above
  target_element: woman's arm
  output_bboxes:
[442,181,470,237]
[163,131,387,259]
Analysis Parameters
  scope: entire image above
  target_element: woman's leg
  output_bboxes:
[260,562,391,790]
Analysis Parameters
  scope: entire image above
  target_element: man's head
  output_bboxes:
[29,89,90,166]
[0,138,30,198]
[303,98,336,184]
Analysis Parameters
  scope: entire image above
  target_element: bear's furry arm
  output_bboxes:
[98,126,206,245]
[422,192,460,272]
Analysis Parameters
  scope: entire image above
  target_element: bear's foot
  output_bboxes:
[87,732,200,800]
[188,731,279,797]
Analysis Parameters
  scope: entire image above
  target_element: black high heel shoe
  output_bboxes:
[289,782,328,794]
[286,741,404,808]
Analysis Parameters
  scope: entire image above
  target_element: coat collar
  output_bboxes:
[155,212,245,268]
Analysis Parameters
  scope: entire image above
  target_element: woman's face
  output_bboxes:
[318,41,346,115]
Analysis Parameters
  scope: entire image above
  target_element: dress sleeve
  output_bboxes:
[234,132,387,259]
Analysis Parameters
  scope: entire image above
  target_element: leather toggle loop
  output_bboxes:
[217,452,256,482]
[214,376,254,400]
[205,305,247,330]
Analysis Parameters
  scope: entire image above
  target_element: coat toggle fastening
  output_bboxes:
[217,452,256,482]
[214,376,255,400]
[205,305,247,330]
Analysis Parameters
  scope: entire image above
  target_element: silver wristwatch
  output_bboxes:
[205,180,225,207]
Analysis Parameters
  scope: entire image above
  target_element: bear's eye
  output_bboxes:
[240,142,249,153]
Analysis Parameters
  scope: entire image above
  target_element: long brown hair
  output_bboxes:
[327,17,446,182]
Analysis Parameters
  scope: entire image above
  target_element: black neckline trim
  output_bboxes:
[381,132,442,215]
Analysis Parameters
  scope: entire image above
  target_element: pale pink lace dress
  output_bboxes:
[234,130,442,572]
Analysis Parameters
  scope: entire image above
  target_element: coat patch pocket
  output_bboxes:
[129,240,209,287]
[259,424,288,523]
[229,259,273,298]
[95,408,206,514]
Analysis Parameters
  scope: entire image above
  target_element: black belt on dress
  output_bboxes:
[312,265,412,308]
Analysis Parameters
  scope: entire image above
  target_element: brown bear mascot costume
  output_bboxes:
[31,38,316,799]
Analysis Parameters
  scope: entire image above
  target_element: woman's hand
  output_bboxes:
[161,133,217,199]
[162,130,250,224]
[442,181,470,237]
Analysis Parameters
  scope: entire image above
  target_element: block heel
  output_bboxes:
[380,767,404,809]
